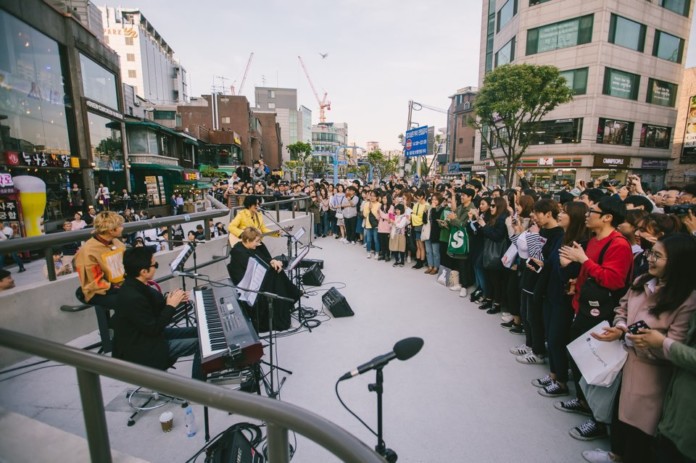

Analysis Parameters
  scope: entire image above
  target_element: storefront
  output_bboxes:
[129,164,184,208]
[515,157,582,190]
[632,158,668,193]
[591,154,631,184]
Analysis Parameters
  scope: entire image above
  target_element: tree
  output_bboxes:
[286,141,313,162]
[469,64,574,188]
[366,149,399,182]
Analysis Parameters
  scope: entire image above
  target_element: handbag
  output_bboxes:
[335,211,344,220]
[437,267,451,286]
[567,321,628,386]
[579,372,623,424]
[447,224,469,258]
[578,238,630,320]
[482,239,507,271]
[420,221,431,241]
[368,211,379,228]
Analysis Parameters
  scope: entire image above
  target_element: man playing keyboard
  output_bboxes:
[112,247,204,380]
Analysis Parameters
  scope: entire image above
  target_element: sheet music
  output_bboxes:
[169,242,194,273]
[286,246,310,274]
[237,256,268,306]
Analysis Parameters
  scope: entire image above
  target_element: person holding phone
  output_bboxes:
[580,234,696,463]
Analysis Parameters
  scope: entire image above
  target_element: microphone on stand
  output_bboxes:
[339,337,424,381]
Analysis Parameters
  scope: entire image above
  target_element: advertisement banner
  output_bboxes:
[404,126,429,158]
[682,95,696,162]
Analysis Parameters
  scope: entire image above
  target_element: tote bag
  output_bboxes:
[482,239,506,271]
[567,321,628,386]
[447,225,469,258]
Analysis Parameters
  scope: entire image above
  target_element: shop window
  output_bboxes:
[559,67,589,95]
[495,37,516,67]
[603,68,640,101]
[608,14,646,53]
[596,118,634,146]
[646,78,678,107]
[0,10,73,156]
[497,0,518,33]
[653,30,684,63]
[639,124,672,149]
[80,53,119,110]
[459,138,464,144]
[221,116,231,124]
[526,14,594,55]
[658,0,690,16]
[523,118,583,145]
[88,112,123,170]
[127,70,136,78]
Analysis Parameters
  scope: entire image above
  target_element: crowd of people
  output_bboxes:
[297,173,696,463]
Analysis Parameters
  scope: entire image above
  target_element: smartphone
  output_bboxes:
[627,320,650,335]
[526,258,542,273]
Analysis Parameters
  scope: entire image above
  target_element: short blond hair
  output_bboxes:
[92,211,124,235]
[240,226,262,243]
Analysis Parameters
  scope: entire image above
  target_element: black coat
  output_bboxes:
[112,278,175,370]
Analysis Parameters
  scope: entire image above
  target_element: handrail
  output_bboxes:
[0,328,383,463]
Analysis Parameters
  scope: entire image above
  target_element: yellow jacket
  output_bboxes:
[228,208,271,237]
[411,201,430,227]
[362,201,381,229]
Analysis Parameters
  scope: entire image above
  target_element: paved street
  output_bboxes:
[0,234,606,462]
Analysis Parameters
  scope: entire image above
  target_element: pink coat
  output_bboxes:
[613,279,696,435]
[378,206,393,234]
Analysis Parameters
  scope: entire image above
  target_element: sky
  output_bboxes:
[103,1,696,152]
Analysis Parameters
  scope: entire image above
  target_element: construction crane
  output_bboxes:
[231,52,254,95]
[298,55,331,123]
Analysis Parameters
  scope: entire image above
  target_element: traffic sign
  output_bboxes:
[404,126,428,158]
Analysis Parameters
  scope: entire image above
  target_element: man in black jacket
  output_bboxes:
[112,247,203,380]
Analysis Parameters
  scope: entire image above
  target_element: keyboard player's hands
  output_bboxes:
[166,289,187,307]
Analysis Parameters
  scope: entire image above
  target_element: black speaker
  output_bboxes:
[322,287,354,317]
[299,258,324,270]
[302,263,325,286]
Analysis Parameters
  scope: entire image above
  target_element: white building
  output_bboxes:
[476,0,692,191]
[100,7,188,105]
[254,87,313,162]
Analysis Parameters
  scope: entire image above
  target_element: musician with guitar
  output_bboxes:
[228,195,279,247]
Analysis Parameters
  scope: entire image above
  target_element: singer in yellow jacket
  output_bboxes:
[228,195,276,246]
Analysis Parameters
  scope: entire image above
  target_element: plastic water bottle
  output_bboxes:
[184,406,197,437]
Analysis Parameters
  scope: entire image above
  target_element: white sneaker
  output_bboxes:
[509,344,530,355]
[406,257,412,264]
[582,449,615,463]
[516,352,547,364]
[500,312,513,323]
[449,284,462,291]
[459,287,468,298]
[366,252,372,259]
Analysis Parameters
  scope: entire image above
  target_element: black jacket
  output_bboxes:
[112,277,176,370]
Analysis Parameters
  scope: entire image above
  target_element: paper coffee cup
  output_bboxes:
[159,411,173,432]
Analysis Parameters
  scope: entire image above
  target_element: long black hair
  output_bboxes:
[631,234,696,317]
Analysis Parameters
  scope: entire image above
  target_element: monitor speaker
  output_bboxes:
[302,263,325,286]
[322,287,354,318]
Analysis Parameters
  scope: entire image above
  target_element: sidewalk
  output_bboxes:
[0,234,607,462]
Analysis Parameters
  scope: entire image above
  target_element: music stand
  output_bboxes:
[169,242,196,326]
[285,246,314,331]
[237,256,292,399]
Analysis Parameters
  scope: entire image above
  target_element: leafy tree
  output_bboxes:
[469,64,573,188]
[287,141,313,161]
[200,165,224,181]
[366,149,399,182]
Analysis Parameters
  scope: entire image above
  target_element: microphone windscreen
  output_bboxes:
[393,337,424,361]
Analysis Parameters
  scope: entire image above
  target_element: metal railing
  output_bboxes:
[0,196,312,282]
[0,328,383,463]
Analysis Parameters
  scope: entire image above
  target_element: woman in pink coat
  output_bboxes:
[583,234,696,463]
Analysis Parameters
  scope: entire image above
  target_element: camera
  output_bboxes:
[600,179,621,188]
[664,204,696,216]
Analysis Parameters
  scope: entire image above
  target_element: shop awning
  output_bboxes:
[129,163,184,172]
[125,120,197,143]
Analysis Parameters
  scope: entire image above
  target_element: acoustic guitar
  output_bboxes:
[228,230,280,247]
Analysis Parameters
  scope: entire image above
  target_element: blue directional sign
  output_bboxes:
[404,125,429,158]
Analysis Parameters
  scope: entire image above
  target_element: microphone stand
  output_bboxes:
[369,367,397,463]
[259,208,296,260]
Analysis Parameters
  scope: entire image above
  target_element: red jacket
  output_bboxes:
[572,230,633,314]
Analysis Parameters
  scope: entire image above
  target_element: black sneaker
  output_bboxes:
[509,324,525,334]
[479,300,493,311]
[554,398,593,417]
[500,320,516,329]
[531,374,553,388]
[569,419,607,441]
[538,381,569,397]
[486,304,501,315]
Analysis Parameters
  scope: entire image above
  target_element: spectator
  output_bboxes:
[71,212,87,231]
[43,250,73,279]
[0,269,15,291]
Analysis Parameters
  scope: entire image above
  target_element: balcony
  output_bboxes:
[128,153,180,166]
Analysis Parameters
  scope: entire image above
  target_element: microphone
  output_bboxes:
[173,270,205,278]
[339,337,423,381]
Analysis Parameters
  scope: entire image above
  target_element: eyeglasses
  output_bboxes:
[150,262,159,269]
[645,251,666,263]
[587,209,604,216]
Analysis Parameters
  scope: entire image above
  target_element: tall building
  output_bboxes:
[475,0,692,191]
[667,67,696,186]
[254,87,312,162]
[311,122,348,164]
[446,87,478,175]
[100,7,188,105]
